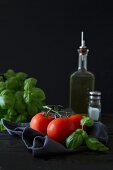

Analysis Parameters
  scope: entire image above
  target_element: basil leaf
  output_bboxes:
[66,129,84,149]
[81,117,94,127]
[0,90,15,109]
[4,69,16,79]
[24,78,37,91]
[85,137,109,151]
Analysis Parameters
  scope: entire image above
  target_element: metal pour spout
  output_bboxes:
[80,31,86,48]
[79,31,88,54]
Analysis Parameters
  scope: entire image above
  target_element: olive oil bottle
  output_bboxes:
[69,32,95,114]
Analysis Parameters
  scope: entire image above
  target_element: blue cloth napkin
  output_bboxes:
[1,119,108,156]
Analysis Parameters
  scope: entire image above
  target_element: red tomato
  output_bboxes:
[30,112,54,135]
[69,114,84,129]
[47,117,75,143]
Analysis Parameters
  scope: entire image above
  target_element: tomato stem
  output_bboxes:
[44,112,49,117]
[43,106,62,117]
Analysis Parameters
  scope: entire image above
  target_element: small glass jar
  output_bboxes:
[88,91,101,122]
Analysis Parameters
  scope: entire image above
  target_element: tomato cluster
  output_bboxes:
[30,112,84,144]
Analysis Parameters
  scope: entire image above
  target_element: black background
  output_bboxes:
[0,0,113,113]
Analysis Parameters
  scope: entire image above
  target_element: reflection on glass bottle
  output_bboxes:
[69,32,95,114]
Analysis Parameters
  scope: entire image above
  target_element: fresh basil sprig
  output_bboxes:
[0,69,46,130]
[65,116,109,152]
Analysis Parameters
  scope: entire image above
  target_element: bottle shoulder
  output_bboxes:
[70,69,95,78]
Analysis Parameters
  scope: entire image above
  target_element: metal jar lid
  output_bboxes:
[89,91,101,99]
[89,91,101,96]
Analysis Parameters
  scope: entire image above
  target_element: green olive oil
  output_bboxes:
[69,32,95,114]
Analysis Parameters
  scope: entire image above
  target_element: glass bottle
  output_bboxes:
[69,32,95,114]
[88,91,101,122]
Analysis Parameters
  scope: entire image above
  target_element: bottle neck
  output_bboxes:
[78,50,88,70]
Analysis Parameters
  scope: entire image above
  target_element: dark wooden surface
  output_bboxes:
[0,114,113,170]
